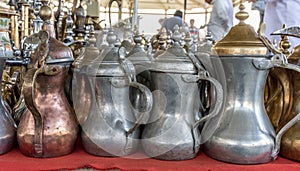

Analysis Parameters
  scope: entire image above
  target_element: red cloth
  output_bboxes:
[1,140,300,171]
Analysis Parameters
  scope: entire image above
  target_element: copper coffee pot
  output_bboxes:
[17,3,78,158]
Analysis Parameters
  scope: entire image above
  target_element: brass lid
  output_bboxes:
[211,4,268,56]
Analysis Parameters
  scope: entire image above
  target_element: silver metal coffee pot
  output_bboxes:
[80,30,153,157]
[141,25,223,160]
[0,32,16,154]
[203,4,300,164]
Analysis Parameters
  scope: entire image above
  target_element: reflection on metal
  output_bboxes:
[272,26,300,39]
[203,3,300,164]
[17,3,78,158]
[0,32,16,155]
[265,26,300,162]
[142,25,222,160]
[79,30,153,157]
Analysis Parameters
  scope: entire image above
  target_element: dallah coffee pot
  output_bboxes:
[141,25,223,160]
[203,4,300,164]
[17,5,78,158]
[80,30,153,157]
[265,26,300,162]
[0,32,16,154]
[278,44,300,162]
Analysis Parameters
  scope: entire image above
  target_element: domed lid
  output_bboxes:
[126,34,152,64]
[90,30,126,77]
[211,4,269,57]
[150,25,196,74]
[73,44,100,69]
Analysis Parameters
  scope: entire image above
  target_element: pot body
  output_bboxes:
[81,76,140,156]
[17,67,78,157]
[278,65,300,161]
[204,56,276,164]
[0,57,15,154]
[142,72,201,160]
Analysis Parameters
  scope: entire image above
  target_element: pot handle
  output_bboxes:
[191,76,223,130]
[181,72,223,153]
[23,65,63,157]
[182,73,223,134]
[269,56,300,159]
[184,52,223,142]
[256,35,300,159]
[126,81,153,136]
[23,67,43,157]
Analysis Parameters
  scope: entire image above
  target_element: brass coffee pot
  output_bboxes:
[265,26,300,161]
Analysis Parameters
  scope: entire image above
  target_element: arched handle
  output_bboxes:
[254,45,300,159]
[271,61,300,159]
[191,76,223,130]
[126,81,153,136]
[108,0,122,28]
[182,73,223,153]
[181,74,223,131]
[23,68,43,157]
[22,65,62,157]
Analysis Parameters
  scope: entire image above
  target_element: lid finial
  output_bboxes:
[235,3,249,24]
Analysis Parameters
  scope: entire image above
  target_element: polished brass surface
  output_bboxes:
[264,25,293,130]
[263,25,300,161]
[278,44,300,161]
[211,4,268,56]
[265,67,292,129]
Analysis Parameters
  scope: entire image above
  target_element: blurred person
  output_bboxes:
[160,10,184,35]
[189,19,200,41]
[205,0,234,41]
[263,0,300,48]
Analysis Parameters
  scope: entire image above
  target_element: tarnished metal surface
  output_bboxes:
[17,5,78,158]
[80,30,152,157]
[0,57,15,155]
[142,25,223,160]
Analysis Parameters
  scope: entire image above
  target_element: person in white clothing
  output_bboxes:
[248,0,300,49]
[264,0,300,49]
[205,0,234,41]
